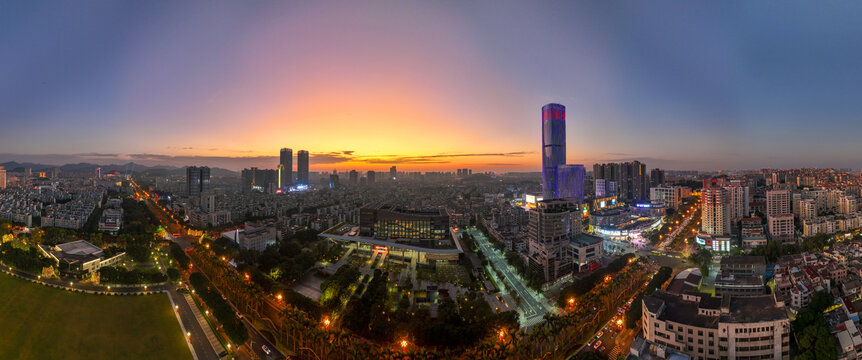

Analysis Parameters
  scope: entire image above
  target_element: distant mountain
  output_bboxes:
[0,161,238,177]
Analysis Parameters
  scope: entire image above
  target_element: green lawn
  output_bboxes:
[0,273,192,360]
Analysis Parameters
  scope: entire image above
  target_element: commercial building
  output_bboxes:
[541,103,566,200]
[557,164,585,202]
[329,173,339,189]
[222,222,278,251]
[280,148,293,187]
[390,166,397,180]
[527,198,580,283]
[296,150,309,185]
[38,240,124,279]
[568,233,603,271]
[186,166,211,197]
[359,203,450,240]
[766,189,791,217]
[98,198,123,234]
[641,290,790,360]
[650,186,691,210]
[715,256,765,298]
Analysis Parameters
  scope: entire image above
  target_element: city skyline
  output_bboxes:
[4,2,862,171]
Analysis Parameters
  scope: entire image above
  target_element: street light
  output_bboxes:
[323,317,331,329]
[400,339,408,350]
[277,294,283,301]
[568,298,575,307]
[186,332,191,338]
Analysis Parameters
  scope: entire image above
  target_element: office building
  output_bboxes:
[702,180,731,236]
[280,148,293,187]
[541,103,566,199]
[296,150,309,185]
[390,166,397,180]
[556,164,585,202]
[329,174,339,189]
[641,291,790,360]
[186,166,211,197]
[766,189,791,217]
[528,199,579,283]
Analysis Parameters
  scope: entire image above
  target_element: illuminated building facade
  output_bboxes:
[557,164,585,202]
[528,199,579,282]
[541,103,566,199]
[359,204,450,240]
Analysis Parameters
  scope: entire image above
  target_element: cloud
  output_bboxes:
[77,152,119,157]
[357,151,534,164]
[311,152,354,164]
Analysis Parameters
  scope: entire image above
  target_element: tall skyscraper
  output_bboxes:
[541,103,566,199]
[557,164,585,202]
[279,148,293,187]
[297,150,309,185]
[329,174,339,189]
[528,199,580,282]
[367,170,376,184]
[390,166,396,180]
[186,166,210,197]
[0,166,5,189]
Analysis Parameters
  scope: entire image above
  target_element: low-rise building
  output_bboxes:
[38,240,124,279]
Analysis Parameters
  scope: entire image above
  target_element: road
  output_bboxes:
[168,287,222,360]
[465,228,548,326]
[132,180,285,360]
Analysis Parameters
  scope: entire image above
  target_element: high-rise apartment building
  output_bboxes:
[556,164,585,202]
[541,103,566,199]
[840,195,857,215]
[329,174,339,189]
[766,189,791,217]
[241,167,278,194]
[0,166,5,189]
[390,166,396,180]
[367,171,376,184]
[702,180,731,236]
[279,148,293,187]
[725,182,750,223]
[349,170,359,186]
[296,150,309,185]
[594,161,649,203]
[650,168,665,187]
[186,166,210,197]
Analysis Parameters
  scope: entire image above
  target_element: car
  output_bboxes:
[593,340,602,349]
[596,331,603,338]
[262,345,271,355]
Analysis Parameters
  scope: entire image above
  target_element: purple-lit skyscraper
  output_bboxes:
[557,164,585,202]
[542,103,566,199]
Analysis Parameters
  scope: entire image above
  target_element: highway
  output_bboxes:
[466,228,548,326]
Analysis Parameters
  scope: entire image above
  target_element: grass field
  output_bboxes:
[0,273,192,360]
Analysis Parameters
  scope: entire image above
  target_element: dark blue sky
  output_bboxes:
[1,1,861,171]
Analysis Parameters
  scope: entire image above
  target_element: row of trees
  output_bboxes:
[792,291,837,360]
[747,233,833,263]
[557,253,635,307]
[0,242,55,273]
[624,266,672,328]
[98,266,166,284]
[319,264,360,309]
[188,272,249,345]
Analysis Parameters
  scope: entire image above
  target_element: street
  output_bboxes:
[465,228,549,327]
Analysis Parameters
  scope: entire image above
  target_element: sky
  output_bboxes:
[1,1,862,172]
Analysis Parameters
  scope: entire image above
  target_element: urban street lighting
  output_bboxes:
[400,339,408,350]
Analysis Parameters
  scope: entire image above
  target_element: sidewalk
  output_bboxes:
[183,293,226,357]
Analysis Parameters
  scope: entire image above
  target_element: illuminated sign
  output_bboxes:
[636,203,652,208]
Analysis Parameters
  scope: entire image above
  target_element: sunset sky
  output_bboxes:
[2,1,862,171]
